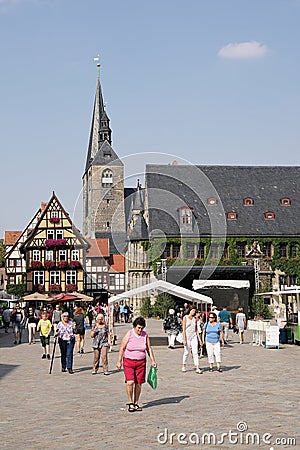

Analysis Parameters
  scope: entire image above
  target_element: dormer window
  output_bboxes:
[50,211,59,218]
[207,198,217,206]
[227,212,237,220]
[265,212,275,220]
[281,198,291,206]
[102,169,113,187]
[244,198,254,206]
[179,207,193,224]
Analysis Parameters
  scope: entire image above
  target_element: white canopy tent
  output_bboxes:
[193,280,250,290]
[108,280,212,305]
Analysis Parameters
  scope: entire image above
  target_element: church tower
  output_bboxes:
[82,63,125,241]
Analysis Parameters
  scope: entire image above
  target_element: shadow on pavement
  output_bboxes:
[143,395,190,409]
[0,363,20,379]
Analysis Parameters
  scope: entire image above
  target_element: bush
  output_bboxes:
[152,293,175,319]
[140,297,153,318]
[251,297,272,319]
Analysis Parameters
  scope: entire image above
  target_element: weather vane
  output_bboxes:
[93,54,101,79]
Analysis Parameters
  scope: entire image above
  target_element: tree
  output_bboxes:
[6,279,26,298]
[0,239,5,267]
[140,297,153,318]
[152,293,175,319]
[251,296,272,319]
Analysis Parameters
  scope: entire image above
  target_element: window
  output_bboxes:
[50,271,60,284]
[102,169,113,187]
[172,244,180,258]
[264,243,272,258]
[45,250,53,260]
[236,243,246,258]
[279,243,287,258]
[110,273,124,290]
[47,230,55,240]
[66,270,76,284]
[56,230,64,239]
[207,198,217,206]
[210,244,222,259]
[227,212,237,220]
[179,208,192,224]
[197,243,205,259]
[281,198,291,206]
[244,198,254,206]
[50,211,59,218]
[71,250,80,261]
[34,271,44,285]
[8,259,14,267]
[186,243,195,259]
[8,276,15,284]
[32,250,41,261]
[16,259,22,267]
[161,243,171,258]
[289,244,297,258]
[59,250,67,261]
[265,212,275,220]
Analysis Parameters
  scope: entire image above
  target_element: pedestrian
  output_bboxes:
[56,311,76,374]
[73,306,86,354]
[37,311,52,359]
[181,305,203,374]
[203,312,225,372]
[218,306,232,343]
[52,304,62,334]
[163,308,182,349]
[2,305,11,333]
[117,316,157,412]
[91,313,109,375]
[11,302,25,345]
[235,307,247,344]
[87,304,95,327]
[25,307,38,344]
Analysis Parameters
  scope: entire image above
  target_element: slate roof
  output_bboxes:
[145,165,300,237]
[129,214,149,241]
[91,141,123,167]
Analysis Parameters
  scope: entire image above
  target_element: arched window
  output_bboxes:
[244,198,254,206]
[227,212,237,220]
[102,169,113,187]
[281,198,291,206]
[265,212,275,220]
[207,198,217,206]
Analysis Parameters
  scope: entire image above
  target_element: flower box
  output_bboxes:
[49,284,61,293]
[66,283,77,293]
[31,260,42,268]
[58,260,68,269]
[44,260,55,269]
[49,217,60,224]
[69,260,81,268]
[45,239,66,247]
[34,284,45,293]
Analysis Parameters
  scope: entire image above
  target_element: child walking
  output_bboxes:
[37,312,52,359]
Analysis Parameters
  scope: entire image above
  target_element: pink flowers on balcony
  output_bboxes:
[45,239,66,247]
[58,260,68,269]
[31,260,42,268]
[69,260,81,268]
[49,284,61,293]
[44,260,55,269]
[66,283,77,292]
[49,217,60,224]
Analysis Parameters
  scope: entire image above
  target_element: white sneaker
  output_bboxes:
[181,367,187,372]
[195,368,203,374]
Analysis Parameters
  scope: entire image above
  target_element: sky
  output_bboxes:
[1,0,300,237]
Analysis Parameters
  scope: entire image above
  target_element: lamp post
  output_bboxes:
[161,259,167,282]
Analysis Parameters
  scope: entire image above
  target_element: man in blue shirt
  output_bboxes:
[218,306,232,344]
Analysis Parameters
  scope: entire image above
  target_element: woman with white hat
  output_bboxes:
[163,308,181,349]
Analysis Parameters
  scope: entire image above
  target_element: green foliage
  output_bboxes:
[251,296,272,319]
[139,297,153,318]
[152,293,175,319]
[6,280,26,298]
[0,239,5,267]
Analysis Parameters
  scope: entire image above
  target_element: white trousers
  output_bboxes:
[221,322,229,341]
[206,341,221,364]
[167,333,176,347]
[182,335,199,367]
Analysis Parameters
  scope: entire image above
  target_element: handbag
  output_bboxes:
[147,365,158,390]
[175,332,183,344]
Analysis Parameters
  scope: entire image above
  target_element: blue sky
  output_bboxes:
[1,0,300,236]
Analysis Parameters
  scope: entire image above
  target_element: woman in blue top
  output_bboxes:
[203,312,225,372]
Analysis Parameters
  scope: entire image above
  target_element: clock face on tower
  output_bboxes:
[103,188,114,200]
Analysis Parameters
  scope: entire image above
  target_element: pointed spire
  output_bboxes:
[132,179,144,213]
[85,63,112,173]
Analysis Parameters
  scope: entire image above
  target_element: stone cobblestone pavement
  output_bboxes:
[1,319,299,450]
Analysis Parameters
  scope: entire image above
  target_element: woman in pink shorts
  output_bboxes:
[117,316,157,412]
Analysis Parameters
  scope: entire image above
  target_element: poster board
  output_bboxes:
[265,325,280,349]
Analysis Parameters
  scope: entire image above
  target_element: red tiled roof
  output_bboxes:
[109,254,125,272]
[4,231,22,245]
[86,238,110,258]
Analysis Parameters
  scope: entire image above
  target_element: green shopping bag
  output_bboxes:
[147,365,158,390]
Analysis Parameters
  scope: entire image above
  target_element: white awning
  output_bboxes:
[193,280,250,290]
[108,280,212,305]
[256,288,300,296]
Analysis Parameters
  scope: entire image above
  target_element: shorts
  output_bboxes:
[40,335,50,347]
[123,357,146,384]
[14,323,23,333]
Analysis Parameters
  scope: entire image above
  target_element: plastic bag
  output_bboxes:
[175,332,183,344]
[147,365,158,390]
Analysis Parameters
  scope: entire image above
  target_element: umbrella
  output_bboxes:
[70,291,94,302]
[50,293,79,304]
[23,292,49,301]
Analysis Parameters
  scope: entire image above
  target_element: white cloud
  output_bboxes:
[218,41,268,59]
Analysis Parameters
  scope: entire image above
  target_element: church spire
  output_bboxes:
[84,59,112,173]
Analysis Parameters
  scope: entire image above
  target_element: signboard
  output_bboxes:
[265,325,279,349]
